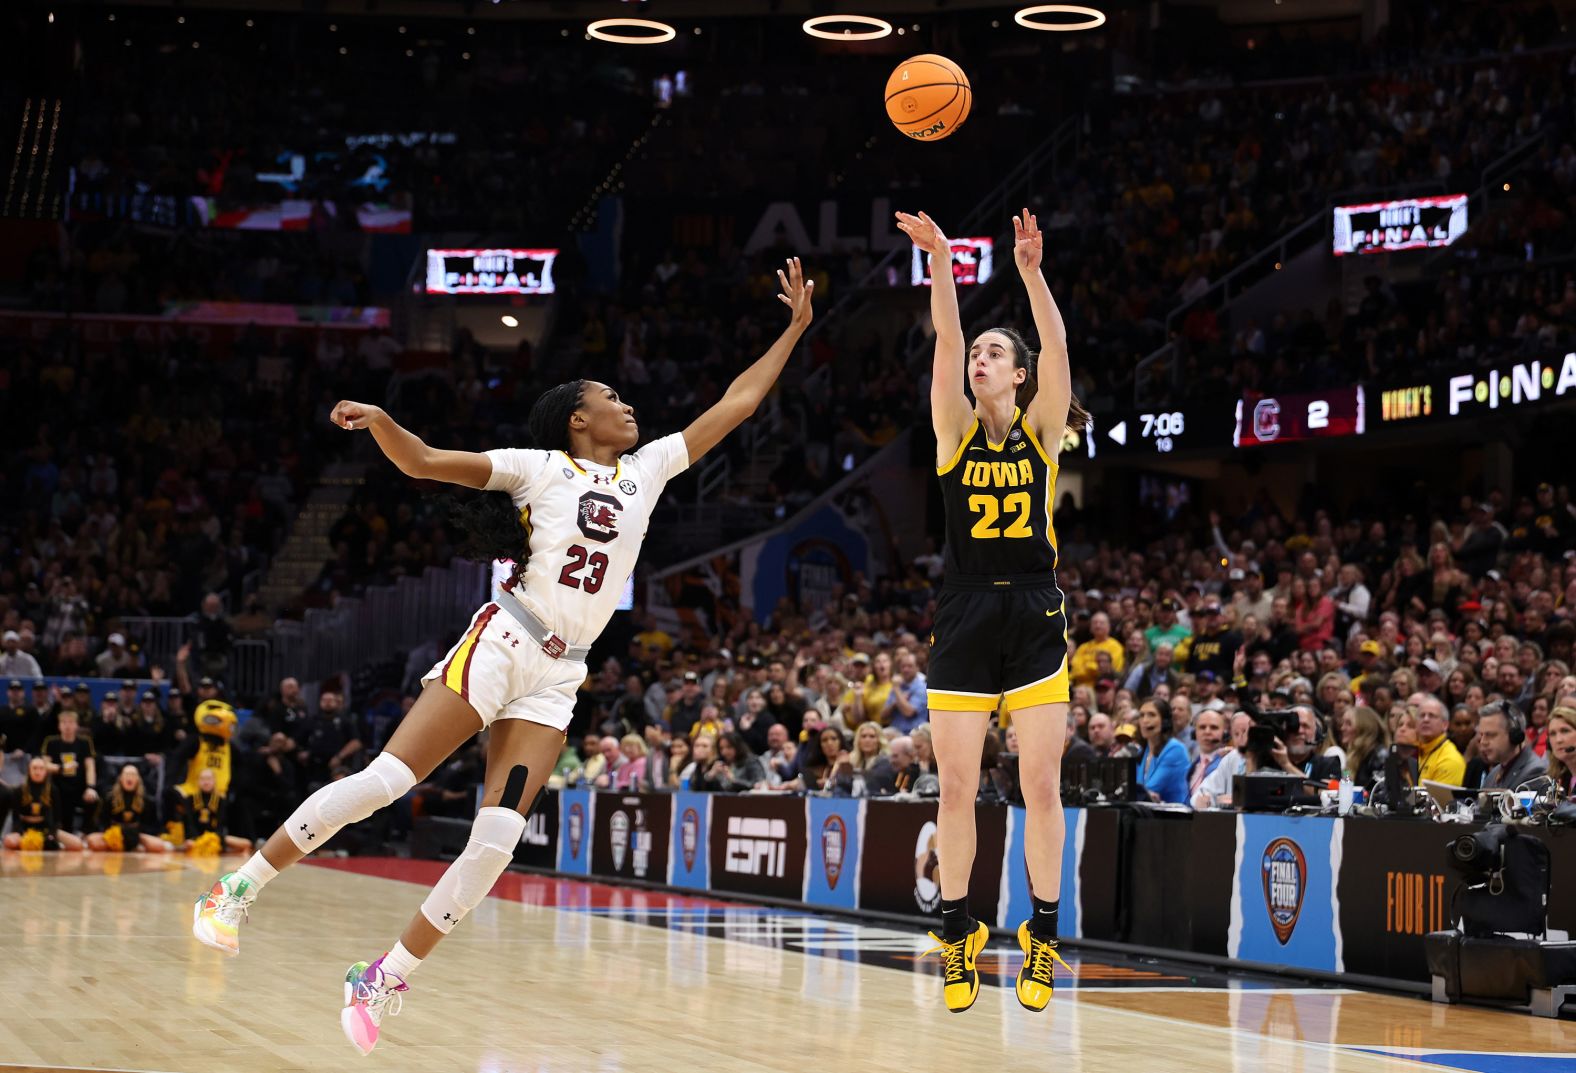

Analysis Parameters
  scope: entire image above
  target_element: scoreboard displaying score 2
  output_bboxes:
[424,248,558,295]
[1233,387,1366,447]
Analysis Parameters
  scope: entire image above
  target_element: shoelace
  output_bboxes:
[210,890,253,929]
[1027,938,1071,986]
[924,934,968,984]
[354,973,407,1022]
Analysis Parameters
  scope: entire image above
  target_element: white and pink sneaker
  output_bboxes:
[341,957,408,1055]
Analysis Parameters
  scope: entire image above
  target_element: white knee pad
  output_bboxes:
[420,807,525,934]
[285,752,417,853]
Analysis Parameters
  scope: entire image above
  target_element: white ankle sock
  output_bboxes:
[235,851,280,892]
[381,941,422,980]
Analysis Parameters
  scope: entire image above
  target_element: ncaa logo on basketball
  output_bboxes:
[820,815,847,890]
[610,810,630,872]
[568,803,585,860]
[1261,837,1307,945]
[680,808,701,871]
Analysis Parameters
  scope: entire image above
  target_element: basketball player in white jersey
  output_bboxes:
[193,259,815,1055]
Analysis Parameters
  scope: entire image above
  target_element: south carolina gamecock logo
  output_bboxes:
[568,803,585,860]
[1261,837,1307,945]
[576,491,622,544]
[821,815,847,890]
[680,808,700,871]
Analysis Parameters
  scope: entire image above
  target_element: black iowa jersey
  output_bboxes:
[937,408,1059,583]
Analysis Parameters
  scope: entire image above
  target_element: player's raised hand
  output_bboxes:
[331,400,385,430]
[895,210,952,259]
[1013,206,1043,273]
[776,256,814,329]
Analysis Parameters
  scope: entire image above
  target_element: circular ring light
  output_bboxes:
[1014,5,1107,31]
[587,18,677,44]
[802,15,894,41]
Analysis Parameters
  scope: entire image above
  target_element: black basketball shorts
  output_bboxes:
[927,580,1070,712]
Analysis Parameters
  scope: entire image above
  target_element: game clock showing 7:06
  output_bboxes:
[1085,401,1236,458]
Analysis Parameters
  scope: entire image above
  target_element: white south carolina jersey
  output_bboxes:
[484,432,689,647]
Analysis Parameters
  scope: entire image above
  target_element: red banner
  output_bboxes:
[0,310,375,358]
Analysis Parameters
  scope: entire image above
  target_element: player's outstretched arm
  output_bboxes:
[896,210,971,463]
[329,401,493,489]
[681,257,814,465]
[1013,207,1072,456]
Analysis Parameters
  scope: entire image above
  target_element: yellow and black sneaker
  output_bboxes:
[924,920,990,1013]
[1015,922,1072,1011]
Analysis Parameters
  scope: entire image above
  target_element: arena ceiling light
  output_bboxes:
[1014,5,1107,31]
[802,15,894,41]
[586,18,676,44]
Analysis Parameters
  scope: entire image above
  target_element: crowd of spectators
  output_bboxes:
[7,477,1573,853]
[517,484,1576,810]
[0,313,403,682]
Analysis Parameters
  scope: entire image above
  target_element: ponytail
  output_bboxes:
[449,379,588,582]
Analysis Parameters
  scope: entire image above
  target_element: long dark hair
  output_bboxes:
[977,325,1090,434]
[450,380,587,580]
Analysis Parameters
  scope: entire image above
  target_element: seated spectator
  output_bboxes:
[761,723,796,788]
[0,631,43,679]
[838,652,895,727]
[1341,706,1392,790]
[1071,613,1125,687]
[662,735,692,791]
[4,756,86,850]
[87,763,168,853]
[871,735,920,795]
[884,651,928,733]
[1187,709,1230,800]
[1193,712,1250,809]
[95,632,139,678]
[791,726,851,794]
[587,736,621,789]
[848,721,888,792]
[1547,707,1575,798]
[1135,698,1190,804]
[735,688,778,756]
[1125,642,1179,696]
[1062,710,1099,767]
[1474,702,1547,791]
[1416,695,1466,785]
[611,734,650,792]
[1087,712,1118,758]
[180,766,253,854]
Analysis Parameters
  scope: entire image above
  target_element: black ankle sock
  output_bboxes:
[941,897,970,940]
[1029,895,1060,940]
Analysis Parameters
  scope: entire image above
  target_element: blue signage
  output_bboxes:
[668,791,711,889]
[1229,814,1342,972]
[804,796,862,910]
[557,789,593,876]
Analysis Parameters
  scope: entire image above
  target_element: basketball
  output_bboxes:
[884,53,971,141]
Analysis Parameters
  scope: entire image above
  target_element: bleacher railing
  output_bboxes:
[121,558,487,703]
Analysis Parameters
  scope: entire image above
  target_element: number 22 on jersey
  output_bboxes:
[967,493,1033,539]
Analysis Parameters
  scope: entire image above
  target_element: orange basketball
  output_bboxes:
[884,54,971,141]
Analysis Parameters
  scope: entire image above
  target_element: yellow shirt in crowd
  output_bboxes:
[1069,637,1126,687]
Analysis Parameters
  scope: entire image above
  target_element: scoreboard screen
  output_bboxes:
[425,248,558,295]
[1332,195,1467,256]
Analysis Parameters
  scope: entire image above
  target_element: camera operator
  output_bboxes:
[1242,704,1341,782]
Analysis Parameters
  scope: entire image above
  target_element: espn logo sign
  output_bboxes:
[724,815,787,878]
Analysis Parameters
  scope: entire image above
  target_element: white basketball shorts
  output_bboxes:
[421,602,585,733]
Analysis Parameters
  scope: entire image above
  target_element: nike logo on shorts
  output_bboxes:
[1046,608,1062,618]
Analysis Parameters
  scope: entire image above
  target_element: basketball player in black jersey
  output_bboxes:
[896,207,1089,1014]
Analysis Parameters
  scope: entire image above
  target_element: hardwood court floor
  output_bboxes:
[1,852,1572,1073]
